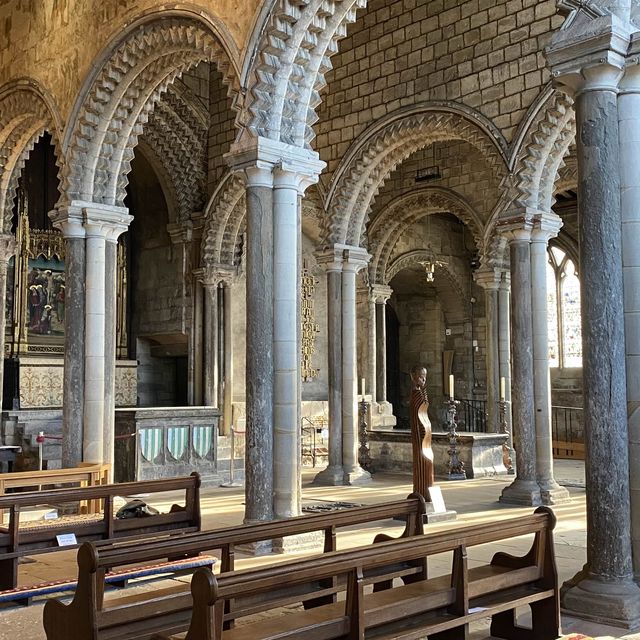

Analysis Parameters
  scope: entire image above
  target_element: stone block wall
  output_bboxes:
[208,68,236,194]
[316,0,565,184]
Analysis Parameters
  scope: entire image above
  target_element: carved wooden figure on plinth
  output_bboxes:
[409,365,435,501]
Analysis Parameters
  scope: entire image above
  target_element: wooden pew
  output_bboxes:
[42,494,427,640]
[161,506,559,640]
[0,473,201,592]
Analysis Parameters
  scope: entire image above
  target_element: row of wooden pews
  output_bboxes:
[40,486,560,640]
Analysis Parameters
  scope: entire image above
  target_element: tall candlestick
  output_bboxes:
[449,374,454,400]
[500,376,506,402]
[361,377,366,398]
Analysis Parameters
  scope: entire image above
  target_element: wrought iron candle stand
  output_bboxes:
[358,398,372,472]
[499,399,515,475]
[445,398,466,480]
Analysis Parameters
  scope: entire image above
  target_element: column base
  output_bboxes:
[273,530,324,554]
[344,466,372,485]
[499,478,542,506]
[312,465,346,486]
[539,479,571,505]
[561,571,640,630]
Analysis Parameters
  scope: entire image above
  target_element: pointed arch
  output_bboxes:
[323,103,509,248]
[60,13,239,209]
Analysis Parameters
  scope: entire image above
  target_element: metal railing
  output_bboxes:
[301,417,329,468]
[551,405,584,458]
[456,399,488,433]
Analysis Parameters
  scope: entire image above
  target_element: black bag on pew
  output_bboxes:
[115,499,160,519]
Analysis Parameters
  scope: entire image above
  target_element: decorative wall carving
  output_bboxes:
[301,261,320,381]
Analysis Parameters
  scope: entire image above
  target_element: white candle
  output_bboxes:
[449,374,454,400]
[500,377,506,402]
[361,378,366,398]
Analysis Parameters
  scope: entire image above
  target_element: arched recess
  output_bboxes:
[0,81,63,233]
[60,13,239,209]
[368,187,483,284]
[200,172,246,267]
[323,104,509,247]
[241,0,367,148]
[140,82,209,224]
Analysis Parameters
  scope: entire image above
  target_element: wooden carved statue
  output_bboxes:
[409,365,435,501]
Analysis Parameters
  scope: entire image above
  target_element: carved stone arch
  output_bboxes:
[201,172,245,266]
[242,0,366,148]
[324,104,508,247]
[142,83,208,223]
[367,188,483,284]
[554,153,578,196]
[0,82,63,233]
[135,140,180,223]
[385,250,467,322]
[511,89,575,212]
[61,15,239,209]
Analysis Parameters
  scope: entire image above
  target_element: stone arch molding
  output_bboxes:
[324,104,509,248]
[201,172,246,267]
[241,0,366,148]
[0,82,63,233]
[60,15,239,209]
[368,187,483,285]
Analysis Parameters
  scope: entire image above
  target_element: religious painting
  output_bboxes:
[26,256,65,338]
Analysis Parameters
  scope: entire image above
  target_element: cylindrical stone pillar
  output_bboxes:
[0,236,16,417]
[272,168,301,519]
[499,228,541,506]
[498,273,514,467]
[103,238,117,476]
[530,219,569,504]
[313,257,344,486]
[342,249,371,485]
[481,281,500,433]
[376,301,387,403]
[203,281,219,407]
[620,63,640,581]
[367,294,377,402]
[243,167,274,522]
[222,281,233,435]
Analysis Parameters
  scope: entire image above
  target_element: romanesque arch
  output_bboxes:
[0,81,63,233]
[141,83,209,224]
[241,0,367,148]
[200,172,245,267]
[323,104,509,247]
[60,13,239,210]
[368,187,483,284]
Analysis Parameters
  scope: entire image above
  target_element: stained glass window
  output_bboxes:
[547,247,582,368]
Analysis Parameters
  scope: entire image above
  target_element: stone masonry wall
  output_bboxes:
[315,0,565,186]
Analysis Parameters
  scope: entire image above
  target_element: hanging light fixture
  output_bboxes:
[425,261,435,282]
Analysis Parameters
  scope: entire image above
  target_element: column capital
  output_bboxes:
[225,135,326,195]
[0,234,16,263]
[50,201,132,240]
[620,34,640,93]
[341,245,371,273]
[315,246,344,272]
[531,212,563,243]
[370,283,393,303]
[545,14,630,96]
[194,263,236,287]
[474,267,502,291]
[496,211,535,243]
[166,220,193,245]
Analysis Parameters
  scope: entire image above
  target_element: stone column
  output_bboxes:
[531,214,570,504]
[313,249,344,486]
[342,247,371,485]
[498,272,514,466]
[83,205,131,465]
[221,279,233,435]
[475,269,501,433]
[498,223,541,506]
[371,284,392,407]
[367,293,377,403]
[50,206,86,468]
[103,237,117,475]
[202,275,220,407]
[0,235,16,413]
[236,164,275,523]
[547,19,640,625]
[620,55,640,580]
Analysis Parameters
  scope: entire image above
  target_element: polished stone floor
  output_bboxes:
[1,459,639,639]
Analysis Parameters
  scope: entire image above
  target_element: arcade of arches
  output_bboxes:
[3,0,640,629]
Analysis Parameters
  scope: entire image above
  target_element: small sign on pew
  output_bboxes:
[56,533,77,547]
